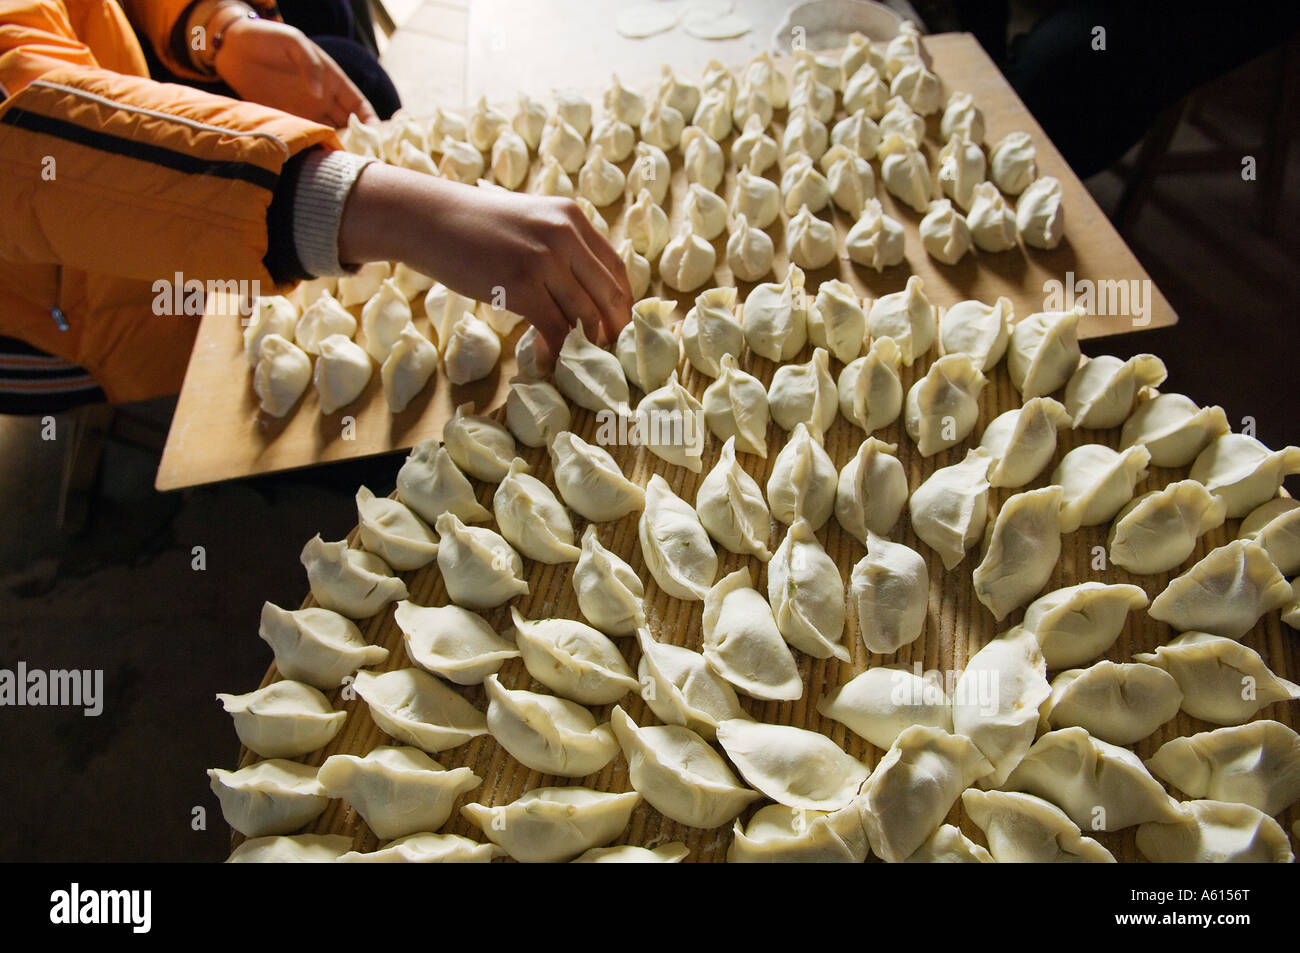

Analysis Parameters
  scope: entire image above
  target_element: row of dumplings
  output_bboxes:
[244,258,525,418]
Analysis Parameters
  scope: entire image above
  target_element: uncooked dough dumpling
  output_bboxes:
[300,534,407,618]
[434,512,528,609]
[253,334,312,418]
[493,457,581,564]
[701,568,802,701]
[766,422,836,528]
[639,474,718,600]
[971,485,1066,621]
[548,431,645,522]
[908,447,993,569]
[768,518,849,661]
[482,675,618,778]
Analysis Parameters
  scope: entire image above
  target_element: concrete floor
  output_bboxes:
[0,11,1296,861]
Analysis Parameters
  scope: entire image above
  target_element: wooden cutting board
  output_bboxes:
[159,33,1175,492]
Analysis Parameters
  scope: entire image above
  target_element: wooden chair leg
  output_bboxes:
[56,403,113,535]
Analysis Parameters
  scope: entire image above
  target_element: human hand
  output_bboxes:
[337,164,633,362]
[214,17,377,127]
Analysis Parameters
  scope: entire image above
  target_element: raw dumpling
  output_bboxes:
[313,334,371,414]
[252,334,312,418]
[426,106,468,152]
[395,601,519,685]
[434,513,528,609]
[636,628,746,740]
[961,789,1115,863]
[442,403,516,482]
[702,354,769,457]
[226,834,353,864]
[554,323,631,415]
[681,126,724,191]
[781,104,829,161]
[818,666,952,750]
[511,607,638,705]
[1147,720,1300,816]
[743,265,809,362]
[628,141,670,204]
[657,65,699,122]
[835,437,908,543]
[396,439,491,524]
[837,336,903,434]
[937,132,985,211]
[492,458,581,563]
[573,525,645,635]
[919,198,972,264]
[534,153,575,196]
[1004,727,1187,830]
[1039,661,1183,744]
[317,746,481,840]
[845,199,907,271]
[1107,479,1227,574]
[659,224,717,292]
[442,311,500,385]
[829,115,881,167]
[553,87,592,138]
[966,181,1018,251]
[1238,498,1300,576]
[244,296,298,366]
[989,131,1037,195]
[743,52,788,109]
[438,138,485,183]
[548,431,644,522]
[682,286,743,379]
[731,166,781,229]
[605,73,646,126]
[1064,354,1167,429]
[338,832,502,864]
[352,668,488,753]
[639,474,718,600]
[636,372,706,472]
[1189,433,1300,518]
[696,437,772,559]
[462,787,638,862]
[878,133,931,213]
[578,145,625,207]
[624,188,670,259]
[978,396,1069,488]
[890,59,942,115]
[423,282,475,347]
[769,519,849,661]
[1147,539,1290,639]
[467,95,507,151]
[780,154,830,215]
[539,113,585,173]
[1136,800,1295,863]
[726,213,775,282]
[1021,582,1149,670]
[482,675,619,778]
[512,92,547,151]
[1016,176,1065,249]
[294,290,354,355]
[692,89,733,141]
[727,802,870,863]
[939,296,1011,372]
[257,603,388,689]
[300,535,407,618]
[591,115,635,162]
[716,719,870,811]
[216,680,345,759]
[360,278,412,360]
[849,531,929,655]
[1052,443,1151,533]
[355,486,438,570]
[618,239,651,300]
[769,347,837,436]
[610,707,759,829]
[903,352,987,456]
[1136,631,1300,725]
[707,564,806,696]
[807,279,866,365]
[951,627,1050,787]
[640,94,685,151]
[505,379,570,448]
[972,485,1066,620]
[1007,306,1083,398]
[573,843,688,863]
[380,322,437,413]
[766,422,837,528]
[686,185,727,238]
[1120,392,1230,467]
[731,113,778,173]
[940,90,985,142]
[867,275,935,366]
[785,204,838,270]
[337,260,390,307]
[207,760,326,838]
[908,447,993,569]
[859,725,993,862]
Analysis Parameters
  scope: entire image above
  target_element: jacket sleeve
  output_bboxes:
[118,0,281,83]
[0,0,340,287]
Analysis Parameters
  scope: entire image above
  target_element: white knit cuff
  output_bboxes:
[292,149,376,277]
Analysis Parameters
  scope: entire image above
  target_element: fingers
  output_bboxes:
[544,265,607,346]
[524,281,573,361]
[567,240,632,346]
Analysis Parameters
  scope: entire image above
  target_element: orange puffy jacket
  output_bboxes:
[0,0,338,402]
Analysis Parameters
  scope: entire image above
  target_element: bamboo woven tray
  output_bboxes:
[161,33,1175,492]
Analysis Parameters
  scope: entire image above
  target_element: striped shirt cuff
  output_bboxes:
[292,149,376,277]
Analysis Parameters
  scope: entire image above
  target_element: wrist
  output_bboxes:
[196,1,258,75]
[337,163,453,267]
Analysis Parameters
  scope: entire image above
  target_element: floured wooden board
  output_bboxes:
[231,366,1298,863]
[160,33,1174,492]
